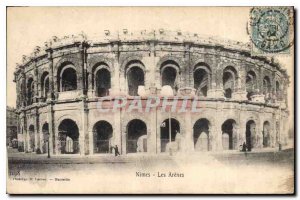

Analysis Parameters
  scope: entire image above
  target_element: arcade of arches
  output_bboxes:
[20,59,286,108]
[14,33,289,157]
[24,116,275,155]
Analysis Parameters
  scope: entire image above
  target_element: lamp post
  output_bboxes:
[161,85,174,156]
[47,140,50,158]
[47,131,50,158]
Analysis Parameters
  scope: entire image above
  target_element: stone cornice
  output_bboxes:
[14,29,289,79]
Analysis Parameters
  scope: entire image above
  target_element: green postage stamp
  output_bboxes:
[250,7,294,55]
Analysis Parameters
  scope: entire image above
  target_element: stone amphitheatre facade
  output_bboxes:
[14,29,289,155]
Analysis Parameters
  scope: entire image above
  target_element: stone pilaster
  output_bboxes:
[26,127,31,152]
[254,121,262,148]
[80,99,89,155]
[39,125,45,153]
[210,54,219,90]
[232,67,247,101]
[213,106,223,151]
[46,49,54,100]
[284,81,288,108]
[121,113,127,154]
[89,130,94,154]
[142,57,152,91]
[184,42,192,88]
[113,110,122,154]
[153,50,162,92]
[80,43,88,95]
[47,103,55,155]
[87,68,93,97]
[33,62,39,103]
[146,41,157,95]
[16,80,20,108]
[70,48,83,94]
[21,74,26,107]
[239,124,246,146]
[208,56,224,98]
[111,42,121,96]
[34,109,40,151]
[257,64,263,94]
[235,124,241,148]
[271,70,276,98]
[147,109,157,154]
[184,109,194,152]
[210,123,219,151]
[22,112,28,152]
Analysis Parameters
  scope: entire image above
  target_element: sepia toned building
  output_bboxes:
[13,29,289,155]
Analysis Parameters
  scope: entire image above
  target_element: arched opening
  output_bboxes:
[27,78,34,105]
[41,72,50,99]
[246,71,257,100]
[93,121,113,153]
[58,119,79,154]
[20,82,25,107]
[263,121,271,148]
[127,66,145,96]
[95,68,111,97]
[160,118,180,152]
[28,125,35,152]
[58,64,77,92]
[193,119,210,151]
[246,120,256,151]
[263,76,271,95]
[161,61,180,94]
[42,123,49,153]
[224,88,232,98]
[221,119,237,150]
[126,119,147,153]
[162,67,177,88]
[194,64,210,97]
[223,66,237,99]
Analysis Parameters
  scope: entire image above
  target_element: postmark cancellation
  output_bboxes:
[250,7,294,55]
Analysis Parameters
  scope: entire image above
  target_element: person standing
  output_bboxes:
[242,142,247,152]
[115,145,120,156]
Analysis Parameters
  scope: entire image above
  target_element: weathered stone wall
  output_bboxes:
[13,31,290,155]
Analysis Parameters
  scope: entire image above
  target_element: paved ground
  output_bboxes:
[7,147,294,194]
[7,147,294,164]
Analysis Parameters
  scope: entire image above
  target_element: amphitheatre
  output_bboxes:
[13,29,289,155]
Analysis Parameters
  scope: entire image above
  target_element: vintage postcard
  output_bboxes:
[6,7,295,194]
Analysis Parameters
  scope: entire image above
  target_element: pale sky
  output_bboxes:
[7,7,294,119]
